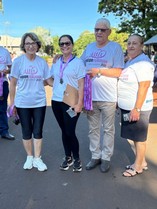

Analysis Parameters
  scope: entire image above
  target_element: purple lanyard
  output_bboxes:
[0,72,3,97]
[84,74,93,111]
[59,54,73,84]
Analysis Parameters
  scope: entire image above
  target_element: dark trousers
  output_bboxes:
[17,106,46,140]
[51,100,80,159]
[0,81,9,135]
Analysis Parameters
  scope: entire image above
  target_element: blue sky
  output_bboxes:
[0,0,120,40]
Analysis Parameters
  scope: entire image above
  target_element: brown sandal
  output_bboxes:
[123,167,143,177]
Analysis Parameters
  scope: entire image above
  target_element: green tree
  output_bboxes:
[98,0,157,40]
[109,28,128,51]
[31,26,53,55]
[52,35,60,55]
[74,31,95,57]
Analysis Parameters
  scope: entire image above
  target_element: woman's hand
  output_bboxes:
[73,103,83,113]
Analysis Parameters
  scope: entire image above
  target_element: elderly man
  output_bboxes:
[0,37,15,140]
[81,18,124,172]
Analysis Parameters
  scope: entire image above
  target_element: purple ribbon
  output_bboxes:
[84,74,93,111]
[0,72,3,97]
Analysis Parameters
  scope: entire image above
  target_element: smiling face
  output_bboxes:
[94,22,111,47]
[127,35,144,59]
[59,36,73,57]
[24,36,38,55]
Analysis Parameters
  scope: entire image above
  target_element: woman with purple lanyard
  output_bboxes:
[50,35,85,172]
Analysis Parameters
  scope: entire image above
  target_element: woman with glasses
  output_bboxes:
[50,34,85,172]
[9,32,52,172]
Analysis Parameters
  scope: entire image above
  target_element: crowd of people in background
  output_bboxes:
[0,18,156,177]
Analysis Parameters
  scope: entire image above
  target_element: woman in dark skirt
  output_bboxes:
[118,34,155,177]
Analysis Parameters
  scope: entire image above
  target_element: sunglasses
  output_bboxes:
[59,42,71,47]
[94,28,109,33]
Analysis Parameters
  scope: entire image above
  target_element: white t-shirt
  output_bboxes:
[118,53,155,111]
[0,46,12,81]
[81,41,124,102]
[50,56,86,101]
[11,54,50,108]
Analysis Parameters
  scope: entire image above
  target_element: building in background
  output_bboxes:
[0,35,21,55]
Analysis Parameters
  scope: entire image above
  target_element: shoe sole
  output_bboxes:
[33,164,47,172]
[73,167,82,172]
[60,161,73,171]
[23,166,33,170]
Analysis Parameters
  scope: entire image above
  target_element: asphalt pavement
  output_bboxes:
[0,89,157,209]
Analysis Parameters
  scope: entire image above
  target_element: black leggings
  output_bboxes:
[51,100,80,159]
[17,106,46,140]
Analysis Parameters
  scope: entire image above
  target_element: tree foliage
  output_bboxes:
[74,31,95,57]
[31,26,53,55]
[98,0,157,40]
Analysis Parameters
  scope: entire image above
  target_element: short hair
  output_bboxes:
[20,32,41,52]
[58,34,74,45]
[128,34,144,44]
[95,18,111,29]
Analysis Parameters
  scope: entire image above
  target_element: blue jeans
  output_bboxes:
[0,81,9,135]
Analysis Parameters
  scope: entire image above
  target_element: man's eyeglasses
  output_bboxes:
[94,28,109,33]
[25,42,37,47]
[59,42,71,47]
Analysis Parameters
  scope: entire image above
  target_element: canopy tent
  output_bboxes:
[144,35,157,57]
[144,34,157,45]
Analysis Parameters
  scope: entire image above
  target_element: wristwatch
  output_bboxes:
[134,107,141,112]
[97,68,102,77]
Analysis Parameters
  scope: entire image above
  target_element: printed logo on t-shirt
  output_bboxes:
[21,65,42,80]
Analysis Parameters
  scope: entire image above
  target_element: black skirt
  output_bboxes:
[121,109,152,142]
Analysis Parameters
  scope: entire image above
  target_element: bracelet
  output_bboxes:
[134,107,141,112]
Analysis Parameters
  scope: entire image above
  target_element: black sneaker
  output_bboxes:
[60,156,73,171]
[73,158,82,172]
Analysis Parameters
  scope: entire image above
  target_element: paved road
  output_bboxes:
[0,104,157,209]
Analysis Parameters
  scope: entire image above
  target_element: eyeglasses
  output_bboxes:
[25,42,37,47]
[59,42,71,47]
[94,28,109,33]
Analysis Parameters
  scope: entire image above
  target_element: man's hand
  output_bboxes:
[87,68,99,78]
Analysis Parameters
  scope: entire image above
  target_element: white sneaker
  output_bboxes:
[33,157,47,171]
[23,156,33,170]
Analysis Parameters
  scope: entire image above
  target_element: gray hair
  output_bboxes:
[95,18,111,29]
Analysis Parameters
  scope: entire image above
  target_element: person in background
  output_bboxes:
[50,34,85,172]
[0,37,15,140]
[9,32,52,172]
[118,34,154,177]
[81,18,124,173]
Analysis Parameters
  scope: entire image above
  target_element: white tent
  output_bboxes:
[144,34,157,45]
